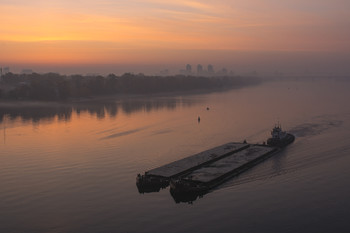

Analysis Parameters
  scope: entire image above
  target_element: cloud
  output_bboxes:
[1,0,350,65]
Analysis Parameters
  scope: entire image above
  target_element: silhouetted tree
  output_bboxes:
[0,72,260,101]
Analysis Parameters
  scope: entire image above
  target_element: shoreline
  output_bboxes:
[0,85,253,108]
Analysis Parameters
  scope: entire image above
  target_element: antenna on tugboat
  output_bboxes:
[277,120,281,128]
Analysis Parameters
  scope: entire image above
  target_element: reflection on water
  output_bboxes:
[0,96,198,125]
[170,188,207,204]
[0,105,73,124]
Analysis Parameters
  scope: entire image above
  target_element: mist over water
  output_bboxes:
[6,50,350,76]
[1,78,350,232]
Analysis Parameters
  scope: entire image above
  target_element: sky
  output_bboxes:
[1,0,350,75]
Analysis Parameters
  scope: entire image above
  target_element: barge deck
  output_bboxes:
[170,145,279,197]
[136,142,249,193]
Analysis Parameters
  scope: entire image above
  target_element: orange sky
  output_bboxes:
[1,0,350,73]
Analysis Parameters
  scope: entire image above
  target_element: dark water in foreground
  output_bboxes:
[1,79,350,233]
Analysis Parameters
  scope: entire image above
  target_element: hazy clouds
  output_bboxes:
[1,0,349,75]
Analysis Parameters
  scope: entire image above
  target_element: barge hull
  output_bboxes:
[170,145,278,194]
[137,142,249,192]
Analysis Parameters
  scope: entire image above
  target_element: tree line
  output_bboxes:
[0,72,260,101]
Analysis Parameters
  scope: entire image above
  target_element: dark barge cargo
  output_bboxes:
[137,124,294,197]
[170,125,295,201]
[136,142,249,193]
[170,145,278,198]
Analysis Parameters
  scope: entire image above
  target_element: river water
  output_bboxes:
[1,78,350,233]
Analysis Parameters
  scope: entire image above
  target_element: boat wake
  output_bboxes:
[289,116,342,138]
[219,143,350,190]
[218,117,348,190]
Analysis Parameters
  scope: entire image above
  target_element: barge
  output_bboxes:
[137,124,295,198]
[136,142,249,193]
[170,145,278,201]
[170,125,295,202]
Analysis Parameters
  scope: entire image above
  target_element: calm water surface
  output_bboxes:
[1,78,350,233]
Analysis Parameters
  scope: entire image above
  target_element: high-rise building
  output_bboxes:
[207,64,214,74]
[197,64,203,75]
[186,64,192,73]
[3,67,9,74]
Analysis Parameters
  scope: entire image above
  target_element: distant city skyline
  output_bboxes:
[2,55,350,77]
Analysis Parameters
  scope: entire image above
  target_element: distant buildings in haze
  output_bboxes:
[0,67,10,75]
[186,64,192,73]
[0,67,34,77]
[21,69,34,74]
[197,64,203,75]
[180,64,230,76]
[0,67,10,81]
[207,64,214,74]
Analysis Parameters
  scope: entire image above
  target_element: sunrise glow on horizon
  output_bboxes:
[1,0,350,73]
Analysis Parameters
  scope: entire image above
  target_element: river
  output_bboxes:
[1,77,350,233]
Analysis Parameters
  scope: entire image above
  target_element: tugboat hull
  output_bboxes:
[267,133,295,147]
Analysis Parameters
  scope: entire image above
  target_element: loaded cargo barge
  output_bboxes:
[169,124,294,201]
[136,142,249,193]
[137,124,294,195]
[170,145,278,200]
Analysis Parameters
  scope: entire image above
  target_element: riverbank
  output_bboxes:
[0,72,261,102]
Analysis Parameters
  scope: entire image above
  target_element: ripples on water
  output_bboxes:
[1,78,350,233]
